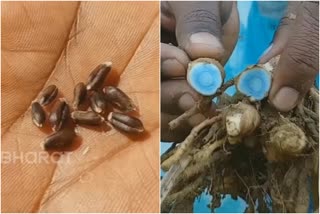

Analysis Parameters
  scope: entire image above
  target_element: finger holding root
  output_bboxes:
[168,79,235,130]
[168,58,234,131]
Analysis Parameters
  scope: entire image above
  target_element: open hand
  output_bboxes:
[2,2,159,212]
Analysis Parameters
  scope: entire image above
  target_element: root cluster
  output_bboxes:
[161,83,319,213]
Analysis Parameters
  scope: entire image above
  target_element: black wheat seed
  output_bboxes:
[72,82,87,110]
[103,86,137,113]
[38,85,58,106]
[86,62,112,91]
[49,100,70,131]
[31,102,46,128]
[107,112,144,133]
[71,111,105,126]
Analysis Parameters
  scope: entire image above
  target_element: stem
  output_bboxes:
[203,123,218,143]
[162,115,222,170]
[168,104,200,130]
[163,175,205,211]
[168,79,234,130]
[161,143,177,163]
[303,106,318,121]
[161,139,225,209]
[179,138,225,182]
[161,155,192,203]
[309,87,319,115]
[216,79,235,96]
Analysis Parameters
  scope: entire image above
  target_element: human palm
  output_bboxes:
[2,2,159,212]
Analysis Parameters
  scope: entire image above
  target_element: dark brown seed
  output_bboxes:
[49,100,70,131]
[43,128,75,151]
[90,91,108,113]
[72,82,87,109]
[86,62,112,91]
[107,112,144,133]
[31,102,46,127]
[39,85,58,106]
[71,111,105,125]
[103,86,137,112]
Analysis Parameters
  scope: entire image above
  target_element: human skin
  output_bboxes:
[260,1,319,112]
[2,2,159,212]
[161,1,240,142]
[161,1,319,142]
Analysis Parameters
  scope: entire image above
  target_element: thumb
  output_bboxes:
[268,2,319,112]
[168,1,226,60]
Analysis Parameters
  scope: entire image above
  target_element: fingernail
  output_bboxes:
[271,87,299,112]
[190,32,218,45]
[188,32,224,59]
[162,59,185,76]
[178,93,195,111]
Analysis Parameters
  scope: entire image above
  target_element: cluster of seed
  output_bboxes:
[31,62,144,151]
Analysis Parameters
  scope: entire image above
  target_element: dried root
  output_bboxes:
[224,102,260,144]
[162,57,319,212]
[162,91,318,212]
[309,87,319,115]
[179,138,225,182]
[168,79,234,130]
[162,175,205,210]
[263,117,307,162]
[161,139,226,212]
[162,115,222,171]
[268,157,313,213]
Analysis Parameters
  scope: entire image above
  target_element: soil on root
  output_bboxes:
[161,89,319,213]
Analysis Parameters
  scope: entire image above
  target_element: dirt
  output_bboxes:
[161,86,319,213]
